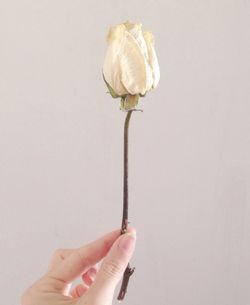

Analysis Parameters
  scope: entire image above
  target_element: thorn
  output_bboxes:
[124,108,144,113]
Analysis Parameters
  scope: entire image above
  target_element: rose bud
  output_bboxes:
[103,21,160,111]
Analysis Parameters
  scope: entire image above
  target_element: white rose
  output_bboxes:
[103,21,160,110]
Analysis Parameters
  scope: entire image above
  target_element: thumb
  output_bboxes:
[87,229,136,300]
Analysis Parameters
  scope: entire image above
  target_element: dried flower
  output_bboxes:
[103,21,160,110]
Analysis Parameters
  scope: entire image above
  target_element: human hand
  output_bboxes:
[21,228,136,305]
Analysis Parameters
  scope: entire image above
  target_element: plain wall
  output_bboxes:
[1,0,250,304]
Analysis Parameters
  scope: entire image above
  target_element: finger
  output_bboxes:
[82,267,97,286]
[47,228,121,284]
[87,228,136,300]
[48,248,75,271]
[70,284,88,298]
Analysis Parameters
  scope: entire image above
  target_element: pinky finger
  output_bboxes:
[70,284,88,298]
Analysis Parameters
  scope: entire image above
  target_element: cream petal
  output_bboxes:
[143,31,160,88]
[123,22,149,61]
[123,21,141,32]
[145,59,154,92]
[106,23,126,44]
[124,24,153,92]
[120,31,153,95]
[103,27,128,96]
[129,26,149,59]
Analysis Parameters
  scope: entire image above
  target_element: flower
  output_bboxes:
[103,21,160,110]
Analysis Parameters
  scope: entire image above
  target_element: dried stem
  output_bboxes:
[117,109,142,301]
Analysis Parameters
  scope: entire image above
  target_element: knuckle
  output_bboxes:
[102,260,123,278]
[53,248,67,260]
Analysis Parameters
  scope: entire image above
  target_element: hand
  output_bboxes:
[21,228,136,305]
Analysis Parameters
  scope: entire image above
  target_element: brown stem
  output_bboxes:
[117,109,141,301]
[121,110,132,235]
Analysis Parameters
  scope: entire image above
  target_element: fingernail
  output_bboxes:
[87,268,97,281]
[118,232,136,252]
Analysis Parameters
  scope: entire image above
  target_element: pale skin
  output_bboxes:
[21,227,136,305]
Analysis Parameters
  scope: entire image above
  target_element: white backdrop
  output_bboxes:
[1,0,250,304]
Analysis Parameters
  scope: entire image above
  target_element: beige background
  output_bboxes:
[1,0,250,304]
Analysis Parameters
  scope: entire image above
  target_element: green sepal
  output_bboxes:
[103,74,120,98]
[120,94,140,111]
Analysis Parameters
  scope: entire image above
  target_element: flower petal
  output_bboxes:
[120,31,153,95]
[106,24,126,44]
[143,31,160,89]
[103,25,128,96]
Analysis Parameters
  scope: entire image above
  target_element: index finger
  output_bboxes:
[47,228,121,284]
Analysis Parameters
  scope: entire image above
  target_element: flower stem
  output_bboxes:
[117,109,137,301]
[121,110,132,234]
